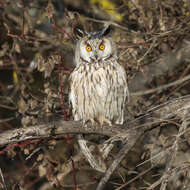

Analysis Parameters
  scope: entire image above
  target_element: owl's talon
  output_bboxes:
[98,115,112,127]
[89,118,96,126]
[83,118,97,128]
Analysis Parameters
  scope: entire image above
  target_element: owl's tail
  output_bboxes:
[77,134,110,173]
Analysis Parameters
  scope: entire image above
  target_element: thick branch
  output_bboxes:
[0,120,125,146]
[96,95,190,190]
[0,95,190,147]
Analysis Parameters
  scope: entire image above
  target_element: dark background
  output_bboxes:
[0,0,190,189]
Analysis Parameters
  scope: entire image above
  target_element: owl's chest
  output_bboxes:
[70,64,117,98]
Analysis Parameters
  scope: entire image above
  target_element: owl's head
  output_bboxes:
[74,26,117,65]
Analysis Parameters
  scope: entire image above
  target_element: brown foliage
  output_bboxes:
[0,0,190,190]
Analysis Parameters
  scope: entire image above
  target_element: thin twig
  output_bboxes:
[0,168,7,190]
[131,74,190,96]
[85,17,129,31]
[115,166,154,190]
[0,117,15,124]
[137,39,157,63]
[96,129,142,190]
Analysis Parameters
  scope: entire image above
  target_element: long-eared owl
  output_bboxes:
[69,27,129,126]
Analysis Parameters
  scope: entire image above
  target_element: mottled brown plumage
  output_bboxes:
[69,35,128,125]
[69,32,129,172]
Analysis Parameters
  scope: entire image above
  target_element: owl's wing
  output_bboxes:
[68,73,81,121]
[114,63,129,124]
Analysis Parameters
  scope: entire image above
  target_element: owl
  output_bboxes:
[69,27,129,126]
[69,27,129,172]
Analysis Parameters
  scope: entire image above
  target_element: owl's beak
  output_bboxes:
[90,54,98,62]
[94,54,98,60]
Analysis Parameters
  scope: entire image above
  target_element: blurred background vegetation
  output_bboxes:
[0,0,190,189]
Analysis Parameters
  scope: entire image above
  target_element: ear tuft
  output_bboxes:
[73,25,86,39]
[89,25,112,39]
[101,25,112,36]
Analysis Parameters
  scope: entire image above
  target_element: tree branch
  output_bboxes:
[0,95,190,146]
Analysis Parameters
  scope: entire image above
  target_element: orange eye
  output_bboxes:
[99,44,105,50]
[86,45,92,52]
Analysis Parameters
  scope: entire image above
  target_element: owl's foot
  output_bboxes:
[98,115,112,127]
[89,117,96,126]
[83,118,97,128]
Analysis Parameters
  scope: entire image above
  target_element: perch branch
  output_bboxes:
[96,95,190,190]
[0,95,190,147]
[0,96,190,190]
